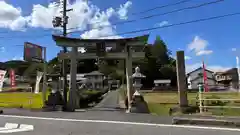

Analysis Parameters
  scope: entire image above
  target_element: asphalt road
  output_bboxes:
[0,114,240,135]
[0,108,173,124]
[0,91,240,134]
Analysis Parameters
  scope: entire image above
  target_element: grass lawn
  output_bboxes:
[0,89,104,109]
[0,92,46,109]
[143,92,240,116]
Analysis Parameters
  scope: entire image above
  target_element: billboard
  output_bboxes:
[24,42,43,63]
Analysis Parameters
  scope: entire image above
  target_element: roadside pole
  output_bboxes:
[198,84,203,114]
[61,0,73,111]
[42,47,47,106]
[52,0,72,111]
[62,0,68,111]
[236,56,240,93]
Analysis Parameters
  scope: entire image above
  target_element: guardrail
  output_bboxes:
[198,87,240,113]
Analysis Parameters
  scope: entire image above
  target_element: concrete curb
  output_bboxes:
[172,117,240,128]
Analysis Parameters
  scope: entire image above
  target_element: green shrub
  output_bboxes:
[78,90,103,108]
[205,95,228,106]
[83,90,100,95]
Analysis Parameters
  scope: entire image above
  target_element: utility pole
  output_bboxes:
[236,56,240,92]
[52,0,72,111]
[62,0,68,111]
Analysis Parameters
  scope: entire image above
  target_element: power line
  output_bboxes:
[67,0,224,34]
[0,0,218,35]
[0,0,232,38]
[0,0,217,36]
[0,11,238,39]
[70,12,240,39]
[131,0,192,15]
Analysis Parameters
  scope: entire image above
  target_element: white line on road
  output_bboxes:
[0,124,34,133]
[0,115,240,132]
[0,123,18,131]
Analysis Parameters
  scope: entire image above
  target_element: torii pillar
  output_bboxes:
[67,47,78,111]
[52,35,148,112]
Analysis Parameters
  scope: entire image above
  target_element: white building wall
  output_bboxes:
[187,68,216,89]
[190,78,216,89]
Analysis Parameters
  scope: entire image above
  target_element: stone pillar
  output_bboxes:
[125,45,133,111]
[176,51,188,108]
[68,47,78,111]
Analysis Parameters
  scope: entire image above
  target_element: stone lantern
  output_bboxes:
[132,66,146,93]
[129,66,149,113]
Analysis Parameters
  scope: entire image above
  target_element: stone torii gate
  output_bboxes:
[52,34,149,112]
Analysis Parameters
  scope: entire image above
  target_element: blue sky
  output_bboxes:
[0,0,239,72]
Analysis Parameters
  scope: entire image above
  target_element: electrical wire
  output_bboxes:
[0,11,239,40]
[131,0,192,15]
[66,0,224,34]
[0,0,219,35]
[69,12,240,39]
[0,0,222,36]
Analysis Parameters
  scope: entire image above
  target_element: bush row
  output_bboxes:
[79,89,108,108]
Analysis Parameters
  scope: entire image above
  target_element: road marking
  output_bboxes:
[0,114,240,132]
[173,117,232,122]
[0,123,34,133]
[0,123,18,131]
[0,124,34,133]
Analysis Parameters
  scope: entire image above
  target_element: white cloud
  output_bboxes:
[9,16,28,31]
[196,50,213,56]
[0,0,133,38]
[28,3,61,29]
[0,47,5,52]
[81,26,121,39]
[184,56,191,60]
[207,65,231,72]
[172,55,191,60]
[188,36,213,56]
[231,48,237,52]
[156,21,169,27]
[117,1,132,20]
[186,63,201,73]
[186,62,231,73]
[12,56,23,60]
[0,1,26,31]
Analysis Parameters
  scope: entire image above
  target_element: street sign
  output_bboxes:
[24,42,43,63]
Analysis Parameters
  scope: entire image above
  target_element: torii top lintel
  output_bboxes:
[52,34,149,48]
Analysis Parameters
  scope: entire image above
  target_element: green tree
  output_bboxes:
[134,35,177,87]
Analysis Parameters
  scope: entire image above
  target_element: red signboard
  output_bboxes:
[24,42,43,62]
[10,69,16,87]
